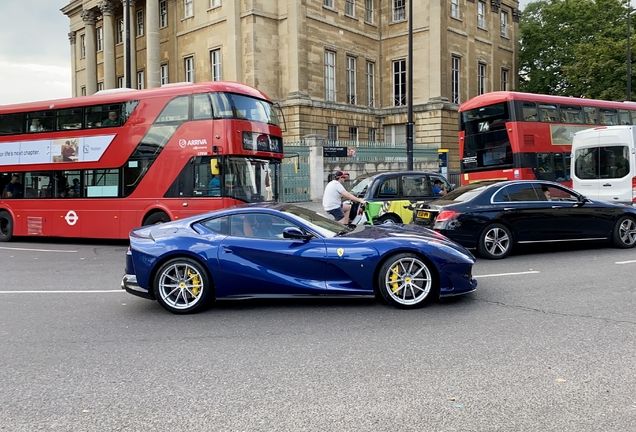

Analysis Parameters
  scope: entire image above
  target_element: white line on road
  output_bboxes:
[615,260,636,265]
[474,270,540,278]
[0,290,123,294]
[0,246,77,253]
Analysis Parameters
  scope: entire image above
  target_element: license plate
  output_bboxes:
[417,211,431,219]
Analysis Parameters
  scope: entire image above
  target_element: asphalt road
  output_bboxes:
[0,239,635,432]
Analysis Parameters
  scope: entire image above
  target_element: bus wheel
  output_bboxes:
[0,211,13,242]
[143,212,170,225]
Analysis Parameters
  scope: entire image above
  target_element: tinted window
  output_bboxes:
[156,96,189,123]
[376,177,398,198]
[500,184,539,202]
[402,175,430,197]
[57,108,83,130]
[193,93,213,120]
[0,113,24,135]
[442,183,495,202]
[560,105,583,123]
[522,102,538,121]
[201,215,230,235]
[26,110,54,132]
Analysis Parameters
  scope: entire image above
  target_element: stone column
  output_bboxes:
[98,0,118,89]
[305,134,326,201]
[286,0,308,98]
[121,0,137,88]
[68,32,77,97]
[146,0,160,87]
[81,9,99,95]
[226,0,242,81]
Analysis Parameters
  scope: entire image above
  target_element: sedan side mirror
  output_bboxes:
[282,227,313,240]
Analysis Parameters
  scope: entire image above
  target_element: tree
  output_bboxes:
[519,0,629,100]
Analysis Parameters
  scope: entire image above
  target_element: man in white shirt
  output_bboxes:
[322,170,366,224]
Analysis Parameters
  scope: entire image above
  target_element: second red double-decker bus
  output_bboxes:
[458,91,636,186]
[0,81,283,241]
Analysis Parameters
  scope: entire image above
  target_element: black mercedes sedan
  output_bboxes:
[412,180,636,259]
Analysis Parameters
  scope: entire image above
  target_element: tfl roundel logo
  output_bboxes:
[178,139,187,148]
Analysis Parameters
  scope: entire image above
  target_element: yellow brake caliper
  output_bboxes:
[390,265,400,293]
[187,269,202,297]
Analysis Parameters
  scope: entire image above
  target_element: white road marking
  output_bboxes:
[615,260,636,265]
[0,246,77,253]
[0,290,123,294]
[474,270,540,278]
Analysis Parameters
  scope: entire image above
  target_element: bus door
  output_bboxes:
[177,157,226,219]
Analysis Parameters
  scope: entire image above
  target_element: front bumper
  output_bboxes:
[121,274,153,299]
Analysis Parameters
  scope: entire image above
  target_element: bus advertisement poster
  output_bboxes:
[0,135,115,166]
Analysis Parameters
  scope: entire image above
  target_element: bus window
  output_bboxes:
[57,108,83,130]
[560,105,583,123]
[584,106,598,124]
[522,102,538,121]
[599,108,617,125]
[86,103,125,128]
[0,113,24,135]
[536,153,553,176]
[85,169,119,197]
[538,104,558,122]
[618,109,632,125]
[26,110,54,132]
[553,153,569,181]
[193,93,213,120]
[156,96,189,123]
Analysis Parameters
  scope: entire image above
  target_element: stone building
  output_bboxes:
[61,0,519,172]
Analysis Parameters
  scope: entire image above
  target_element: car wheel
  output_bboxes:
[144,211,170,225]
[612,216,636,248]
[153,257,213,314]
[477,223,512,260]
[377,253,438,309]
[377,214,401,224]
[0,211,13,242]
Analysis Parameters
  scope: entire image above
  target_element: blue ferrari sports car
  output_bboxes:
[121,203,477,314]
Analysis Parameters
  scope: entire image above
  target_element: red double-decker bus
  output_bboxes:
[0,82,283,241]
[458,91,636,186]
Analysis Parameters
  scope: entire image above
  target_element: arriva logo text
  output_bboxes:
[179,138,208,148]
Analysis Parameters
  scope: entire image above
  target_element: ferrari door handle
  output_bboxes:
[551,205,563,209]
[222,246,233,253]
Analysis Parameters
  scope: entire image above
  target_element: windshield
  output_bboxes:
[441,182,499,202]
[350,176,373,196]
[210,92,279,126]
[281,205,351,238]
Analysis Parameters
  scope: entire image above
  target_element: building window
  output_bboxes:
[452,56,460,104]
[161,64,169,85]
[98,82,104,92]
[81,86,86,96]
[210,0,221,8]
[117,19,124,44]
[325,51,336,102]
[96,27,103,52]
[324,0,334,8]
[349,127,358,142]
[184,56,195,82]
[210,49,222,81]
[366,61,375,107]
[478,63,486,95]
[160,0,168,27]
[393,59,406,106]
[346,56,356,105]
[80,34,86,58]
[117,76,124,88]
[328,124,338,143]
[393,0,405,22]
[478,1,486,28]
[137,70,145,89]
[136,10,144,36]
[345,0,355,17]
[451,0,460,19]
[368,128,376,142]
[365,0,373,23]
[501,68,509,91]
[501,11,508,37]
[184,0,193,18]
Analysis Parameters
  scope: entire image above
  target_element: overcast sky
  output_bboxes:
[0,0,531,106]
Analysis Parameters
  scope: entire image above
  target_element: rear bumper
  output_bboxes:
[121,274,153,299]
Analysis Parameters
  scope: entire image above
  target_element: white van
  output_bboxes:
[571,125,636,205]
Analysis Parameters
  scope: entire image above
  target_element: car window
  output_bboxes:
[377,177,398,198]
[534,183,579,202]
[402,175,429,197]
[200,215,230,235]
[442,182,495,202]
[500,184,540,202]
[224,213,296,239]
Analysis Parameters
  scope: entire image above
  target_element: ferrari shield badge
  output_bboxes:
[337,248,345,257]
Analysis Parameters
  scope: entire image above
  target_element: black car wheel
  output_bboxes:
[153,257,213,314]
[0,211,13,242]
[612,216,636,248]
[377,253,438,309]
[477,223,512,260]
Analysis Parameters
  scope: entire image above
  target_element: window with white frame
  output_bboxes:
[349,127,358,142]
[346,56,356,105]
[365,0,373,23]
[117,76,124,88]
[451,0,460,19]
[393,0,405,22]
[96,27,103,52]
[501,68,509,91]
[366,61,375,107]
[117,19,124,43]
[328,124,338,144]
[137,10,144,36]
[452,56,460,104]
[325,51,336,102]
[346,0,355,17]
[393,59,406,106]
[184,0,193,18]
[478,1,486,28]
[478,63,486,95]
[137,70,145,89]
[98,82,104,92]
[161,64,169,85]
[160,0,168,27]
[210,0,221,8]
[184,56,194,83]
[384,124,406,144]
[368,128,376,142]
[210,49,222,81]
[80,34,86,58]
[324,0,334,8]
[501,11,508,37]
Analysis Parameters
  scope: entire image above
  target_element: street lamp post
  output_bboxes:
[406,0,414,170]
[125,0,131,89]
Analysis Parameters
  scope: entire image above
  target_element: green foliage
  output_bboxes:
[520,0,631,100]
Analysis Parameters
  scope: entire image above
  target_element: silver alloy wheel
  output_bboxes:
[619,218,636,246]
[157,262,205,311]
[483,226,510,257]
[383,256,432,306]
